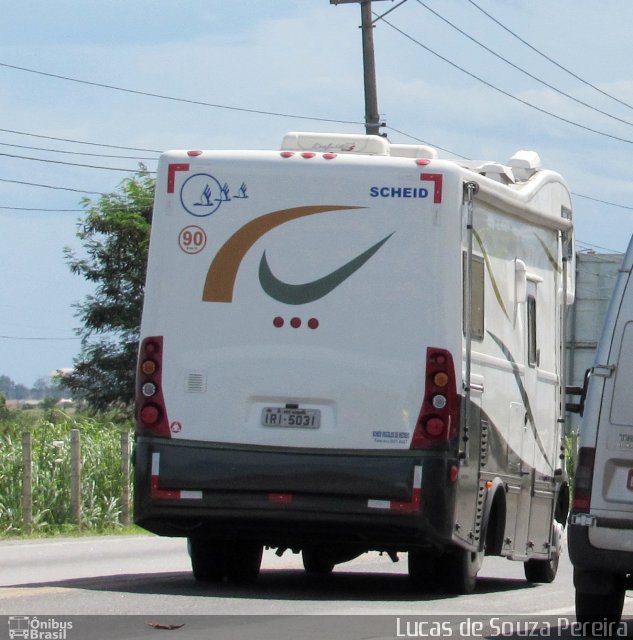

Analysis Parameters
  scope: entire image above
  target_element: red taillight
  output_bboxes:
[425,417,445,436]
[140,404,161,425]
[135,336,171,438]
[572,447,595,513]
[411,347,459,449]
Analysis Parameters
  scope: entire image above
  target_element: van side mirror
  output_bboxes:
[566,368,591,416]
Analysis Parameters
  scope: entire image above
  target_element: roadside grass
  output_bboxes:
[0,410,133,537]
[1,524,148,541]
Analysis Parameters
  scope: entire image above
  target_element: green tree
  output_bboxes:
[62,168,154,411]
[32,376,64,401]
[0,375,29,400]
[0,375,14,398]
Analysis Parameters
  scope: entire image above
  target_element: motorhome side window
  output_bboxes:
[463,253,484,341]
[527,294,537,367]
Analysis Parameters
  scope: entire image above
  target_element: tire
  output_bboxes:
[224,542,263,585]
[524,521,562,583]
[302,548,336,575]
[524,555,559,583]
[188,538,225,583]
[408,550,438,591]
[575,588,625,625]
[440,546,483,595]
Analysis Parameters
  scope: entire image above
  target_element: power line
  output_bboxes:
[3,136,632,216]
[414,0,633,130]
[386,127,633,213]
[0,206,84,212]
[3,53,631,207]
[0,177,103,195]
[0,61,365,128]
[385,124,468,158]
[0,140,157,160]
[465,0,633,114]
[376,13,633,147]
[0,127,161,154]
[576,240,625,255]
[0,334,80,341]
[0,151,154,173]
[572,192,633,211]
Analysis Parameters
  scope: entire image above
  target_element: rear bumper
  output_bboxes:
[568,520,633,574]
[133,436,458,549]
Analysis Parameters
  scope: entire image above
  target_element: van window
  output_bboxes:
[464,253,484,341]
[610,321,633,426]
[527,294,537,367]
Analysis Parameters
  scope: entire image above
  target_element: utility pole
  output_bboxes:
[360,0,381,136]
[330,0,390,136]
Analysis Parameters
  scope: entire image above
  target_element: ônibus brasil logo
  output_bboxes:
[8,616,73,640]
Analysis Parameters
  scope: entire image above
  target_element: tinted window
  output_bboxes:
[527,294,537,367]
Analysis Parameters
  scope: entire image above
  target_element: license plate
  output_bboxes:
[261,407,321,429]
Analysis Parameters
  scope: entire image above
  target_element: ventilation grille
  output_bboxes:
[186,372,207,394]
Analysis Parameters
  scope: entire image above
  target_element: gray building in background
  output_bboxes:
[566,251,625,431]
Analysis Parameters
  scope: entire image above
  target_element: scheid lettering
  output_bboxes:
[370,186,429,199]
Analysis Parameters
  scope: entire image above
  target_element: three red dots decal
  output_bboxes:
[273,317,320,330]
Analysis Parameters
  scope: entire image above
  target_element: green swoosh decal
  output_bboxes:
[259,233,394,305]
[487,331,552,471]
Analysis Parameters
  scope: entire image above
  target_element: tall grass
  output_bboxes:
[0,413,131,535]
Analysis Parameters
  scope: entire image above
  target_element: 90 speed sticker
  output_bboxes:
[178,225,207,255]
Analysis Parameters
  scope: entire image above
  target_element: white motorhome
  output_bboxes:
[569,235,633,624]
[134,132,575,593]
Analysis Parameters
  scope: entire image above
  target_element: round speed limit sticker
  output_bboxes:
[178,225,207,254]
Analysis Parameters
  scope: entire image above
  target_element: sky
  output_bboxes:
[2,0,633,387]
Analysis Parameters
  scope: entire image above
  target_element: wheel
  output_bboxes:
[302,548,336,575]
[524,555,559,583]
[407,549,438,591]
[224,542,263,584]
[524,556,558,583]
[440,546,483,594]
[576,588,625,625]
[524,521,562,583]
[188,537,225,583]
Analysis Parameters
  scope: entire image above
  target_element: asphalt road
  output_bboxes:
[0,534,631,639]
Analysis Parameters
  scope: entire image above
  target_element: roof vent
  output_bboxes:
[508,150,541,181]
[281,132,390,156]
[477,162,516,184]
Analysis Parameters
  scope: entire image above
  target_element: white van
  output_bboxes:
[569,236,633,624]
[134,132,575,593]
